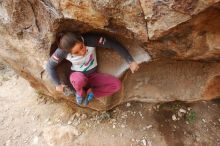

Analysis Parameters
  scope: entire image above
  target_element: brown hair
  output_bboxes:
[57,32,83,52]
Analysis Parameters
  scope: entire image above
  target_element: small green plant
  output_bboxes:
[186,110,196,124]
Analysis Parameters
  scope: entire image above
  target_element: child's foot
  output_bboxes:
[83,92,94,106]
[75,94,83,105]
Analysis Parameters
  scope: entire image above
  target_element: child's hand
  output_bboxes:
[55,84,65,92]
[129,61,139,73]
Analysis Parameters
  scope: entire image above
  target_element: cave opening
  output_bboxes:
[48,18,143,93]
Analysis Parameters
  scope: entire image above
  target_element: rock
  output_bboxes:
[33,129,37,133]
[121,124,126,128]
[140,0,220,39]
[196,136,200,142]
[146,125,153,129]
[0,0,220,111]
[97,112,111,121]
[172,114,177,121]
[81,114,87,120]
[177,111,183,118]
[69,114,76,121]
[179,108,187,113]
[75,113,80,118]
[32,136,39,145]
[43,125,80,146]
[138,111,144,119]
[109,119,116,123]
[156,105,160,109]
[147,139,152,146]
[15,133,22,138]
[55,118,61,123]
[0,63,5,70]
[121,112,128,119]
[73,119,81,126]
[113,108,120,113]
[141,139,147,146]
[44,118,49,123]
[67,121,72,125]
[25,110,31,116]
[5,140,11,146]
[126,102,131,107]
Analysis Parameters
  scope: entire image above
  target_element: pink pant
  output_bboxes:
[69,72,121,98]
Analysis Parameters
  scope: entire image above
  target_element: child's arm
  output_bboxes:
[82,33,139,73]
[82,33,134,64]
[46,48,68,89]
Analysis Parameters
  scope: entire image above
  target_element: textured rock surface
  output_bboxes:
[140,0,220,39]
[0,0,220,110]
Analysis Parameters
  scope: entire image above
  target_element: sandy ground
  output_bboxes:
[0,63,220,146]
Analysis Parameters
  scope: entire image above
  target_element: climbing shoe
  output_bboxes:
[75,94,83,105]
[83,92,94,106]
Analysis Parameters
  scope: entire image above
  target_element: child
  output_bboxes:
[46,32,139,106]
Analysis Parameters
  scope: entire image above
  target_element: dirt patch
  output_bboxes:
[154,101,220,146]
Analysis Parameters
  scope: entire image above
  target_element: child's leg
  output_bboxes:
[87,72,121,98]
[69,72,88,97]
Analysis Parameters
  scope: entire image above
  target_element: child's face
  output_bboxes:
[71,42,87,56]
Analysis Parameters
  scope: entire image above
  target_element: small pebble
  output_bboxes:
[179,108,186,113]
[81,114,87,120]
[75,113,80,117]
[172,114,177,121]
[141,139,147,146]
[5,140,11,146]
[146,125,152,129]
[121,124,125,128]
[126,103,131,107]
[32,136,39,145]
[44,118,49,123]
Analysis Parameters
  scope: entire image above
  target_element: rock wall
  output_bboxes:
[0,0,220,110]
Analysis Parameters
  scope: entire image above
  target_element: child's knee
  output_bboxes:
[70,72,88,90]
